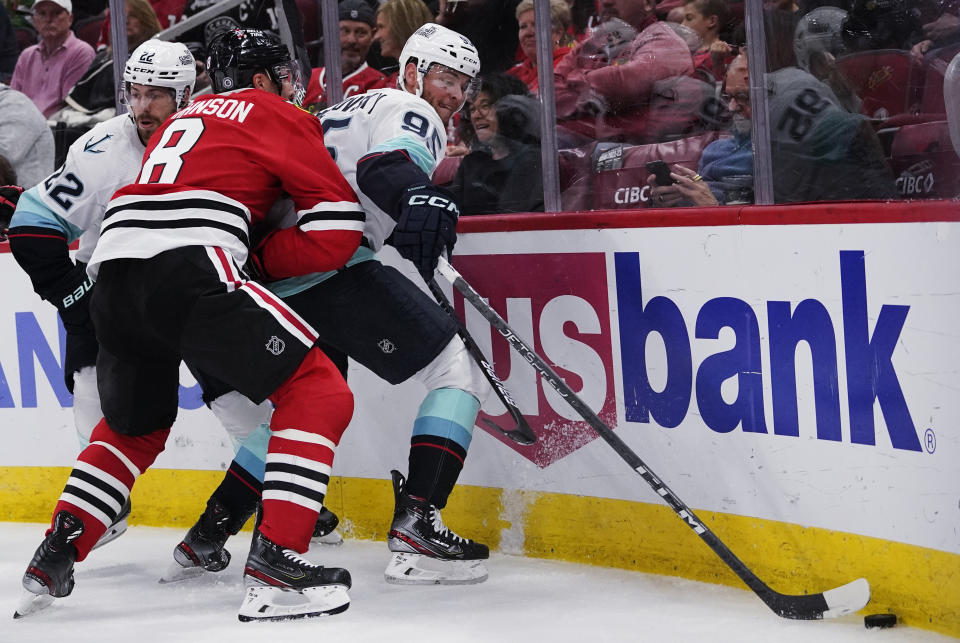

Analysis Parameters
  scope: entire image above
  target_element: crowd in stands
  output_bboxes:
[2,0,959,215]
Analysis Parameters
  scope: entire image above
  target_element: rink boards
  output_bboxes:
[0,200,958,636]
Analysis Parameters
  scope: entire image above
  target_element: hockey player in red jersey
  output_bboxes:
[15,29,365,623]
[167,23,497,588]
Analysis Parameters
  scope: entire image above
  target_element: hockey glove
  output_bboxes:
[391,184,459,281]
[0,185,23,241]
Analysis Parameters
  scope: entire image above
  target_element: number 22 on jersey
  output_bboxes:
[139,119,205,184]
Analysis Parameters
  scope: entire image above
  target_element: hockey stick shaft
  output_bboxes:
[428,278,536,445]
[435,257,867,619]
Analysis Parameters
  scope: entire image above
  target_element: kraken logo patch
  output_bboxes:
[266,336,285,355]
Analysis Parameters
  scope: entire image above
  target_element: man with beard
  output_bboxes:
[648,53,752,206]
[301,0,387,113]
[649,52,895,205]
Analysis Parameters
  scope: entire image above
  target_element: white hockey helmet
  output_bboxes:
[124,39,196,108]
[397,23,480,97]
[794,7,848,72]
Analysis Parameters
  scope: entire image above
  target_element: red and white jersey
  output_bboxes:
[91,89,364,279]
[302,63,389,113]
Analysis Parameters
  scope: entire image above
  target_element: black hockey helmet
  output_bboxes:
[206,28,297,96]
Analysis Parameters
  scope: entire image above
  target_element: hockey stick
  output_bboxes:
[428,278,536,446]
[435,256,870,620]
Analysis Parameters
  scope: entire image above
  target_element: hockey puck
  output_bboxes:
[864,613,897,629]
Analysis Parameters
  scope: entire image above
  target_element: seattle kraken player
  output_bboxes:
[171,23,495,585]
[7,39,197,549]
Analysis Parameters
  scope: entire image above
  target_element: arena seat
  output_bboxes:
[836,49,924,119]
[73,13,105,49]
[591,130,722,209]
[888,121,960,199]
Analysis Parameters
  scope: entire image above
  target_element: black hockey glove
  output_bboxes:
[391,183,459,281]
[0,185,24,241]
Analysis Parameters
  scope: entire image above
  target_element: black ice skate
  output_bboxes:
[91,497,131,550]
[160,496,253,583]
[14,511,84,619]
[238,530,351,622]
[311,506,343,545]
[385,470,489,585]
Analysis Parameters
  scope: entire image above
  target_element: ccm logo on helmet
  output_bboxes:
[139,52,155,63]
[408,194,459,214]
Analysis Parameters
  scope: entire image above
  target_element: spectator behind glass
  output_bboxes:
[373,0,434,85]
[506,0,575,94]
[55,0,161,123]
[302,0,387,113]
[649,54,753,207]
[10,0,96,117]
[649,53,896,206]
[681,0,733,82]
[0,4,18,84]
[0,82,56,189]
[447,73,544,214]
[552,0,695,139]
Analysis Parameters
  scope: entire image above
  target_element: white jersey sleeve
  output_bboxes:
[10,115,146,266]
[319,88,448,250]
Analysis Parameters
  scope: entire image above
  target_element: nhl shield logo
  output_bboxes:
[266,336,285,355]
[378,338,396,354]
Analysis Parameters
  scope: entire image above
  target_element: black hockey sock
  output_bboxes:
[211,461,261,534]
[405,436,467,509]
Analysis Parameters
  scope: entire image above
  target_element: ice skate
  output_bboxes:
[160,496,253,583]
[385,470,489,585]
[91,498,131,550]
[14,511,84,619]
[238,530,351,622]
[311,506,343,546]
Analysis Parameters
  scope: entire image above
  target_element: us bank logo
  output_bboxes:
[453,253,616,468]
[452,249,924,469]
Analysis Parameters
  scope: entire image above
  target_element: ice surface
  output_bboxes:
[0,523,950,642]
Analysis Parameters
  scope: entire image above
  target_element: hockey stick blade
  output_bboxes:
[435,257,870,620]
[428,278,536,445]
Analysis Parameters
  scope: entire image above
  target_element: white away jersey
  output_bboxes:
[318,88,448,250]
[10,115,145,268]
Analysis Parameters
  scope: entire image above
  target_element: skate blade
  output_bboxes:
[91,517,128,551]
[13,588,54,619]
[158,561,207,584]
[384,552,488,585]
[238,584,350,622]
[310,530,343,546]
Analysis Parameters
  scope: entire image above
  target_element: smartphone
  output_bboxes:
[645,160,675,186]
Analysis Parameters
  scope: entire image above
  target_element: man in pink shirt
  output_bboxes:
[11,0,95,118]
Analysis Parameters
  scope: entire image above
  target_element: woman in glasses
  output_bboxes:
[447,72,544,215]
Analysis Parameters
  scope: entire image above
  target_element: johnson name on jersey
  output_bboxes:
[90,89,365,278]
[10,115,146,271]
[318,87,447,251]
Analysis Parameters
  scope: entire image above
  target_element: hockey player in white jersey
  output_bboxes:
[170,23,496,585]
[6,39,197,550]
